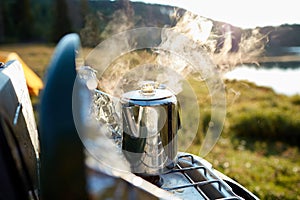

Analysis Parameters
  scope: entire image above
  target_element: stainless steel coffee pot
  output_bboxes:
[121,82,180,175]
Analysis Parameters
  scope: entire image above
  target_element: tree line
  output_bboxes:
[0,0,173,45]
[0,0,89,43]
[0,0,299,52]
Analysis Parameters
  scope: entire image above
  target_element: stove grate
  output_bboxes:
[160,153,243,200]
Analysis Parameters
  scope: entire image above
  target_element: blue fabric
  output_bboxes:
[39,33,87,199]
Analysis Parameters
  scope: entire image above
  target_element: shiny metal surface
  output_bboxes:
[159,153,244,200]
[86,152,248,200]
[121,84,180,175]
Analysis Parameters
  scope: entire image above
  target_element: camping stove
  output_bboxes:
[90,81,255,199]
[87,151,246,199]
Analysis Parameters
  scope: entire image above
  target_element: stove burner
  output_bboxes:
[133,153,245,199]
[156,153,245,199]
[138,175,164,187]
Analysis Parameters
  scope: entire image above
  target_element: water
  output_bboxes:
[224,63,300,96]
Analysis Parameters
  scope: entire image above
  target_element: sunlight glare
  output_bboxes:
[131,0,300,28]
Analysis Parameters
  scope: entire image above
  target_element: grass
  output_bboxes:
[0,43,92,78]
[225,80,300,145]
[0,43,55,78]
[192,80,300,199]
[1,43,299,199]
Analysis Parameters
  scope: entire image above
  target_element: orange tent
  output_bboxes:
[0,51,43,96]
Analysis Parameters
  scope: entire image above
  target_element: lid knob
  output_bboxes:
[140,81,159,96]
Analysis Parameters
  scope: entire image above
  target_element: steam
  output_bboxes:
[82,7,267,159]
[96,12,216,95]
[171,12,213,44]
[100,9,134,40]
[212,28,266,70]
[170,10,267,70]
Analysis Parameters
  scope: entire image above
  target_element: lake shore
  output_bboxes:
[259,55,300,63]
